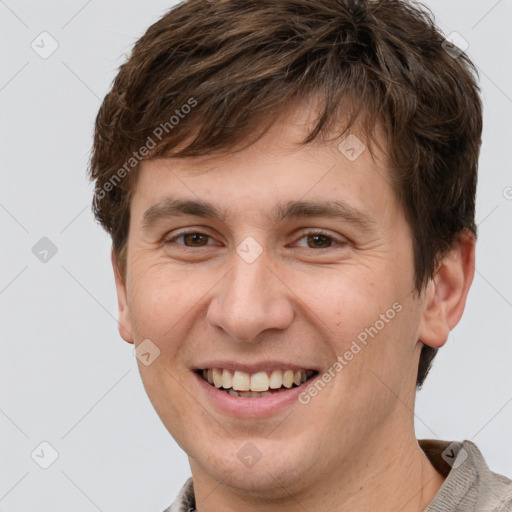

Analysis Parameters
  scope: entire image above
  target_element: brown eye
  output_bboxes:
[292,230,346,250]
[182,233,210,247]
[165,231,215,248]
[306,234,334,249]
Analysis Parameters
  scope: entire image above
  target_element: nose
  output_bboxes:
[206,245,295,343]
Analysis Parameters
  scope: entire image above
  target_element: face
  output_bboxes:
[114,105,436,498]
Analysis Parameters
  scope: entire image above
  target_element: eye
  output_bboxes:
[164,230,217,248]
[291,230,347,249]
[163,229,346,250]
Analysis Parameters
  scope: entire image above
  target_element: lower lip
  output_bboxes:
[194,371,313,418]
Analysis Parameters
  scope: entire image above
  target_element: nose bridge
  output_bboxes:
[206,242,294,342]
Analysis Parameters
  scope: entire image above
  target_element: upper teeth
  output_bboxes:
[202,368,312,392]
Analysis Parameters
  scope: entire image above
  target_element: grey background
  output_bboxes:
[0,0,511,510]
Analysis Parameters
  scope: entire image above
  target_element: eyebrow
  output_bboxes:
[141,197,376,232]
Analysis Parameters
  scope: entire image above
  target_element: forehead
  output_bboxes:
[130,103,396,229]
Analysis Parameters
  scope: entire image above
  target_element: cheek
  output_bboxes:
[302,265,394,337]
[127,260,193,341]
[307,264,416,381]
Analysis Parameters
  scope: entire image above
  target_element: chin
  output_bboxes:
[189,434,319,499]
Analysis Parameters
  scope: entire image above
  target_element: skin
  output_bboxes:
[112,103,475,512]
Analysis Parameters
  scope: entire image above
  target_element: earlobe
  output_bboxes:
[418,230,476,349]
[111,247,134,344]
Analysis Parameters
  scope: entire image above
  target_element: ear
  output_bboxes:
[418,230,475,348]
[111,247,134,344]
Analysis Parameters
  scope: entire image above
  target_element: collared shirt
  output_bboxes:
[163,439,512,511]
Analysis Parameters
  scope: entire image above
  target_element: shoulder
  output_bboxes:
[161,477,195,512]
[463,440,512,511]
[420,439,512,511]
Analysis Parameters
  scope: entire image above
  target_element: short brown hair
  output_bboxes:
[89,0,482,388]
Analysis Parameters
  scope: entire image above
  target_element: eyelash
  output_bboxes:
[163,229,347,250]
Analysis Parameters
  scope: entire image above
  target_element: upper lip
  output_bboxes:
[194,361,319,373]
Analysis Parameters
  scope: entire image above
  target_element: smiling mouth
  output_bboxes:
[197,368,319,398]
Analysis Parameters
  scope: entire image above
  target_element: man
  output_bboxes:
[89,0,511,510]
